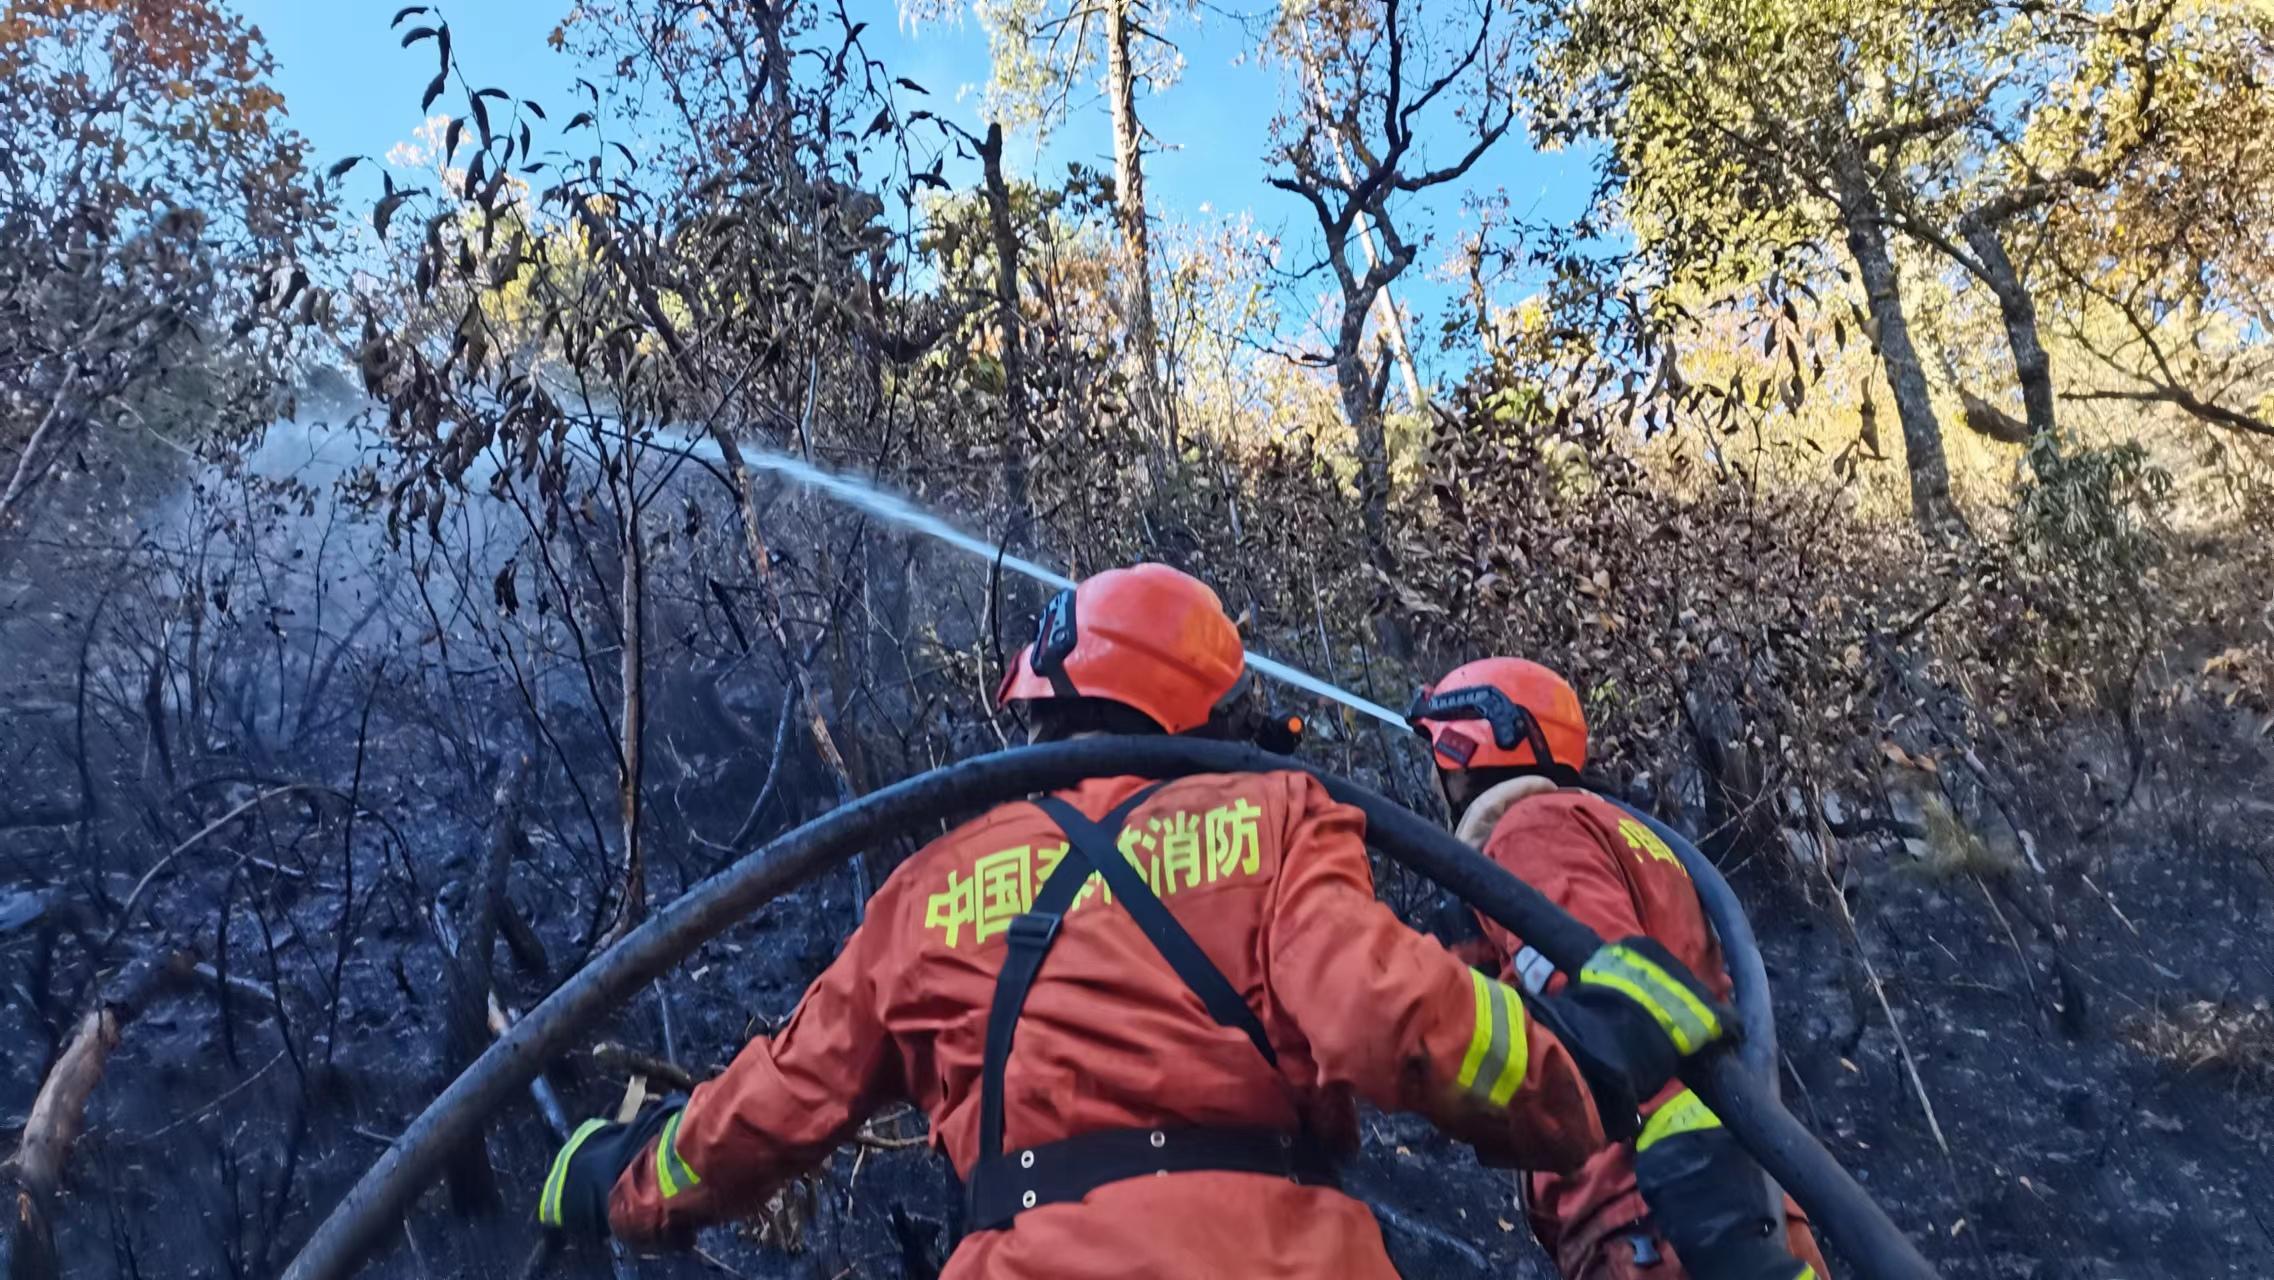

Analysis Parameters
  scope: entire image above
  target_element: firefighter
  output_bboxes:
[539,565,1735,1279]
[1411,657,1830,1280]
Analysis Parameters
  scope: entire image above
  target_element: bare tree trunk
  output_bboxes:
[1332,298,1410,658]
[1961,219,2059,458]
[609,495,647,943]
[422,754,533,1227]
[433,901,502,1215]
[1335,309,1392,556]
[470,753,533,990]
[981,126,1030,464]
[1106,0,1165,451]
[0,383,79,535]
[1297,26,1426,413]
[980,123,1042,621]
[579,199,861,828]
[754,0,795,142]
[1834,147,1970,541]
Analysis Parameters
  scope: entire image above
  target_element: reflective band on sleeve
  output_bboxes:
[1485,979,1528,1104]
[1457,969,1494,1088]
[1454,969,1530,1106]
[1635,1087,1722,1152]
[541,1117,608,1227]
[655,1110,701,1200]
[1581,945,1722,1055]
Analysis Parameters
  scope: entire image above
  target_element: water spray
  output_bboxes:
[650,434,1412,731]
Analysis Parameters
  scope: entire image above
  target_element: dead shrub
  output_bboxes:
[2122,1000,2274,1085]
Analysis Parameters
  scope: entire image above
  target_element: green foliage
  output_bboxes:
[903,0,1191,137]
[2014,437,2172,590]
[1536,0,1944,289]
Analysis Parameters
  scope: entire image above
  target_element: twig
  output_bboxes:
[692,1247,751,1279]
[589,1041,698,1094]
[1780,1051,1826,1133]
[190,960,282,1011]
[1819,857,1948,1153]
[325,673,378,1066]
[855,1108,928,1150]
[2081,873,2142,938]
[653,983,678,1066]
[713,690,796,855]
[102,785,324,949]
[1973,875,2043,1020]
[135,1049,289,1143]
[1825,814,1929,841]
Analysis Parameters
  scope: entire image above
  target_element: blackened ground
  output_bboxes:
[7,694,2272,1279]
[1747,785,2274,1275]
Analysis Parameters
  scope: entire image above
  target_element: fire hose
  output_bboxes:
[1608,798,1779,1087]
[280,737,1937,1280]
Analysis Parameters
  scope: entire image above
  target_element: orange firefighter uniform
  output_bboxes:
[608,768,1612,1278]
[1469,786,1830,1280]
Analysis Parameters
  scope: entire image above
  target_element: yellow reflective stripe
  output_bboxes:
[541,1118,608,1227]
[1585,969,1702,1053]
[1796,1268,1818,1280]
[1582,946,1721,1054]
[1635,1087,1722,1152]
[1617,948,1723,1047]
[1455,969,1530,1107]
[1456,969,1495,1092]
[655,1111,701,1199]
[1484,979,1529,1106]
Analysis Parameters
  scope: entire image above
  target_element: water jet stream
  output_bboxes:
[651,434,1412,730]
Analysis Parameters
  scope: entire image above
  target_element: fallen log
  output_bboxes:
[4,952,188,1280]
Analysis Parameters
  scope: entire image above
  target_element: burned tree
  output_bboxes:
[1268,0,1514,614]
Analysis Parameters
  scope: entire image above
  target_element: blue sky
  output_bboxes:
[241,1,1597,365]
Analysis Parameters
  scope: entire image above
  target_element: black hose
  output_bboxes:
[281,738,1934,1280]
[1601,796,1788,1238]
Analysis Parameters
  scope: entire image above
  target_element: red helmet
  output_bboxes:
[995,563,1244,735]
[1409,657,1588,774]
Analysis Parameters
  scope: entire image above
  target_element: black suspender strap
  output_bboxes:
[965,781,1337,1233]
[976,782,1167,1169]
[1029,794,1278,1069]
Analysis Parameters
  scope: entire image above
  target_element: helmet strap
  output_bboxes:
[1406,685,1560,771]
[1029,588,1081,700]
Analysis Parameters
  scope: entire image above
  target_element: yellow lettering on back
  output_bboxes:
[924,869,976,948]
[1206,799,1263,880]
[1618,818,1685,874]
[924,802,1271,946]
[972,846,1034,944]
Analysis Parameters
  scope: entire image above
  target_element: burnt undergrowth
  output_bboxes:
[4,2,2274,1278]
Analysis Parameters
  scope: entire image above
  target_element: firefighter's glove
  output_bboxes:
[1538,938,1733,1138]
[538,1103,680,1237]
[1635,1091,1813,1280]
